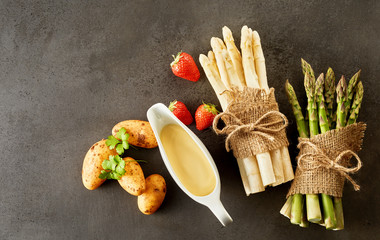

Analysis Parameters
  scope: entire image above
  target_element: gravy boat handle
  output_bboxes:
[206,199,233,226]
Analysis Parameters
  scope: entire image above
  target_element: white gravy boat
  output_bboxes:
[147,103,233,226]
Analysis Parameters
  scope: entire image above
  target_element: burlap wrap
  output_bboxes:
[287,122,366,198]
[212,87,289,159]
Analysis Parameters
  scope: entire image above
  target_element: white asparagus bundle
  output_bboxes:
[199,26,294,195]
[200,53,265,194]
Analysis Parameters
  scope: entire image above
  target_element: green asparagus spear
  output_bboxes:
[334,75,350,230]
[324,68,336,127]
[345,70,361,119]
[334,197,344,230]
[285,80,309,138]
[304,69,319,136]
[336,76,348,129]
[348,81,364,125]
[290,194,304,225]
[301,58,315,80]
[303,61,322,223]
[316,73,337,229]
[285,80,308,225]
[299,205,309,228]
[316,73,329,133]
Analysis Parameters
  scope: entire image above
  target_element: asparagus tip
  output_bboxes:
[222,26,233,39]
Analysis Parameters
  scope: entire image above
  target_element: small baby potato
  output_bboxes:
[138,174,166,215]
[118,157,146,196]
[82,139,117,190]
[112,120,158,149]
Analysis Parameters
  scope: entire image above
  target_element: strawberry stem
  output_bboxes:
[168,100,178,111]
[170,51,183,67]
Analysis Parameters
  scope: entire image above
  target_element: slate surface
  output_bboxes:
[0,1,379,239]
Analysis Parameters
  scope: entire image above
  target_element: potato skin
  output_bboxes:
[118,157,146,196]
[112,120,158,149]
[138,174,166,215]
[82,139,116,190]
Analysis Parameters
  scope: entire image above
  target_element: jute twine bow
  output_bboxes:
[213,110,288,152]
[297,141,362,191]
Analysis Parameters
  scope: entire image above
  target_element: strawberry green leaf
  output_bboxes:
[203,102,219,115]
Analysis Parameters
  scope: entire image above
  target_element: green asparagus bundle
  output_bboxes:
[280,59,363,230]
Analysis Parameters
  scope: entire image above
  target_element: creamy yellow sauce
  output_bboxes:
[160,124,216,196]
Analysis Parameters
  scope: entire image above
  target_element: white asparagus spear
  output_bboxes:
[240,156,265,194]
[252,30,269,91]
[251,28,285,185]
[211,37,231,90]
[222,26,246,87]
[208,51,220,76]
[199,54,229,110]
[252,29,294,184]
[270,148,284,186]
[216,37,244,90]
[281,146,294,183]
[280,196,293,219]
[222,48,244,90]
[207,50,232,103]
[237,157,265,195]
[255,152,276,186]
[236,157,251,195]
[241,26,260,88]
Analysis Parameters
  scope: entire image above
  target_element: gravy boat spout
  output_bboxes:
[147,103,233,226]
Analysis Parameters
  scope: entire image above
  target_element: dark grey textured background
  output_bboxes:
[1,0,379,239]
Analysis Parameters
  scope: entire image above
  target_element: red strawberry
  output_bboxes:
[195,103,220,131]
[170,51,200,82]
[168,100,193,125]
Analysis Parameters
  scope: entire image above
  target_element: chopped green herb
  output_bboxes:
[105,127,130,155]
[98,155,126,180]
[105,135,120,150]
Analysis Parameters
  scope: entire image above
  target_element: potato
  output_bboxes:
[138,174,166,215]
[118,157,146,196]
[112,120,158,149]
[82,139,117,190]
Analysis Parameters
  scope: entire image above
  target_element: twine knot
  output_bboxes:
[297,140,362,191]
[213,110,288,152]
